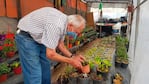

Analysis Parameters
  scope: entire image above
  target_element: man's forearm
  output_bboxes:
[46,48,72,64]
[58,41,72,57]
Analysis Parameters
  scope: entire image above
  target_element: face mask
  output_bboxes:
[67,32,77,40]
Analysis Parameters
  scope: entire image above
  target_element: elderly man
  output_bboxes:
[15,7,86,84]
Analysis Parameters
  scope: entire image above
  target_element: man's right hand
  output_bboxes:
[69,54,85,69]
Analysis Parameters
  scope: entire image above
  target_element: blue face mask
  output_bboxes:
[67,32,77,40]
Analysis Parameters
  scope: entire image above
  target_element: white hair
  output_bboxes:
[67,15,86,28]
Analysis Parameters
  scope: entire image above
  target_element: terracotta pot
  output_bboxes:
[6,51,15,58]
[0,74,8,83]
[13,66,22,75]
[81,64,90,74]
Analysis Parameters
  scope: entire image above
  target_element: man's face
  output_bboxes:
[67,23,85,40]
[73,24,85,35]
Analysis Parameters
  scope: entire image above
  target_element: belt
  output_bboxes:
[17,29,32,38]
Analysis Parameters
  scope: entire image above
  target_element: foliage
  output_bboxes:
[82,61,89,66]
[98,59,112,72]
[116,46,129,63]
[89,61,95,69]
[2,39,17,53]
[0,62,11,75]
[10,61,21,69]
[65,65,76,76]
[124,37,129,45]
[94,56,102,65]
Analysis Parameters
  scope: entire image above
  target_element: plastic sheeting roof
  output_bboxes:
[83,0,130,3]
[91,3,128,8]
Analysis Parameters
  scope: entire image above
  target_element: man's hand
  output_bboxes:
[69,54,85,69]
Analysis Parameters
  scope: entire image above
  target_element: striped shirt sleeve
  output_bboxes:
[41,23,60,49]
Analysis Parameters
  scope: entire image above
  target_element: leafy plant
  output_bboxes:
[116,46,129,64]
[0,62,11,75]
[124,37,129,45]
[10,61,21,69]
[97,59,112,73]
[94,56,102,65]
[89,61,95,69]
[2,39,17,53]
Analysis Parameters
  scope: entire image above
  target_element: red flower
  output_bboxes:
[4,44,14,47]
[5,33,14,39]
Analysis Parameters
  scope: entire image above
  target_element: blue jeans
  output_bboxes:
[15,32,51,84]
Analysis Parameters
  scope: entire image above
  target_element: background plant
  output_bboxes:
[0,62,11,75]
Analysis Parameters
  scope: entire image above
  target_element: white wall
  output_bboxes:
[129,0,149,84]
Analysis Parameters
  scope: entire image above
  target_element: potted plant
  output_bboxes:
[65,66,78,84]
[121,53,129,68]
[10,61,22,75]
[91,73,103,84]
[115,48,123,67]
[2,38,17,58]
[81,61,90,74]
[97,59,112,80]
[78,73,90,84]
[113,73,123,84]
[0,62,11,83]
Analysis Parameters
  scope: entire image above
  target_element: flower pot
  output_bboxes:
[115,61,121,67]
[13,66,22,75]
[6,51,15,58]
[81,64,90,74]
[68,77,77,84]
[78,76,90,84]
[68,72,79,84]
[121,63,128,69]
[92,74,103,84]
[97,70,109,80]
[0,74,8,83]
